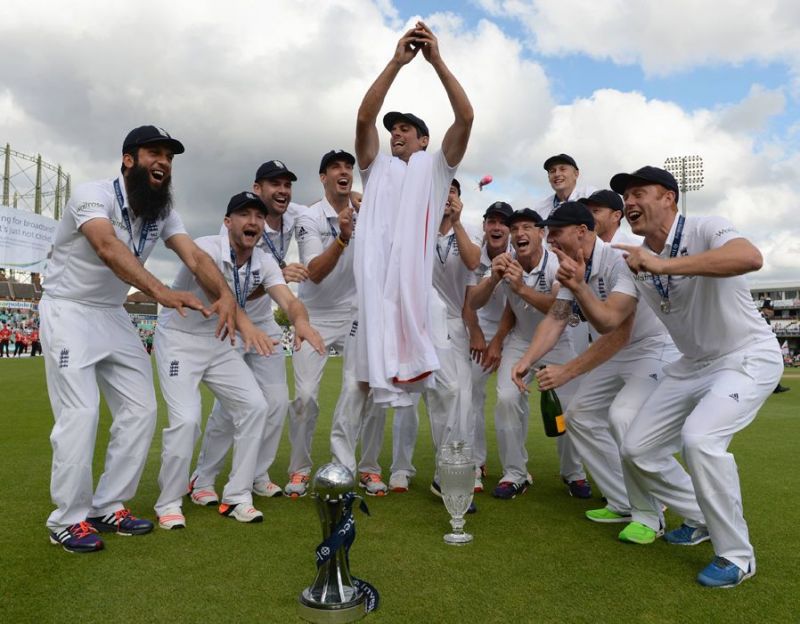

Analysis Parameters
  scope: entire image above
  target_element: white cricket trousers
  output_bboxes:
[328,317,388,477]
[621,339,782,572]
[494,335,583,484]
[192,325,288,489]
[391,317,475,477]
[291,316,385,477]
[40,298,157,531]
[154,327,268,515]
[566,343,692,515]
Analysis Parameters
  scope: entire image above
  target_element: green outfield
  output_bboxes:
[2,357,798,623]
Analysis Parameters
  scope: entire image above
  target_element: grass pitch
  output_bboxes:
[1,357,798,623]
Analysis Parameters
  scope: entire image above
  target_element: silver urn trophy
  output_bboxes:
[297,463,372,623]
[437,441,475,545]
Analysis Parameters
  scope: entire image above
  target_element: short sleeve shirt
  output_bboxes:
[555,238,671,357]
[471,242,510,339]
[43,177,186,307]
[615,215,775,360]
[158,234,285,335]
[432,225,483,319]
[295,198,356,318]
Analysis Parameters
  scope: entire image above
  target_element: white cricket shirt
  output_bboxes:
[295,197,356,319]
[43,176,186,307]
[158,234,285,335]
[556,237,674,362]
[616,214,775,362]
[432,224,483,319]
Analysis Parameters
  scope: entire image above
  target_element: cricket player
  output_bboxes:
[290,149,391,496]
[334,22,473,480]
[510,201,689,526]
[189,160,308,504]
[42,126,238,553]
[463,202,513,491]
[154,192,323,529]
[470,208,585,498]
[553,166,782,588]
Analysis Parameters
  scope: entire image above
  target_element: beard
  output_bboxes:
[125,162,173,221]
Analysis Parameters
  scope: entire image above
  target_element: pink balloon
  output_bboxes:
[478,174,493,191]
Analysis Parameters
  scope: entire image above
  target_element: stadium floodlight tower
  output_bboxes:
[664,155,704,216]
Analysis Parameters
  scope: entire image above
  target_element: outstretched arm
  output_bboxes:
[355,27,421,170]
[511,300,570,392]
[536,310,634,390]
[416,22,474,167]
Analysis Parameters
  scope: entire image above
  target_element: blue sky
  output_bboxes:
[395,0,796,137]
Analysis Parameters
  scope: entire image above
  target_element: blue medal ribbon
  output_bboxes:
[651,215,685,312]
[436,233,456,264]
[313,493,380,614]
[262,216,286,268]
[114,178,152,258]
[229,247,252,310]
[571,246,594,322]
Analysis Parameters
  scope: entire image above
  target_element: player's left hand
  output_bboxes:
[414,21,441,64]
[350,191,363,212]
[283,262,309,283]
[241,328,279,356]
[482,337,503,373]
[535,363,572,391]
[613,243,666,275]
[294,321,326,355]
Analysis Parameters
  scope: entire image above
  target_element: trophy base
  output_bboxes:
[444,531,473,545]
[297,590,367,624]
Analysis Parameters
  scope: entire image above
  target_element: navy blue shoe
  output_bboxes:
[565,479,592,499]
[430,480,443,498]
[492,481,528,500]
[87,509,154,536]
[697,557,754,588]
[466,501,477,514]
[50,522,104,553]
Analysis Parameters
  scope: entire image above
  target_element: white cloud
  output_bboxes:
[0,0,797,285]
[479,0,800,76]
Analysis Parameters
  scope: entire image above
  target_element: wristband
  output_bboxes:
[336,236,349,249]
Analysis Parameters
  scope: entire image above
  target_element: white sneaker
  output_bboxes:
[190,486,219,506]
[359,472,388,496]
[219,503,264,523]
[285,472,310,498]
[389,473,410,493]
[474,475,484,493]
[158,507,186,530]
[253,481,283,498]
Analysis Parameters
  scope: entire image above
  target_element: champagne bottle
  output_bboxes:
[539,367,566,437]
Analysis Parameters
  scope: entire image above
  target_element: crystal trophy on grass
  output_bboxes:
[438,441,475,545]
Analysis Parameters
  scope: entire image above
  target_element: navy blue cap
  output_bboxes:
[506,208,543,226]
[610,166,680,202]
[450,178,461,196]
[578,189,624,212]
[123,125,184,155]
[319,150,355,174]
[383,111,430,138]
[226,191,267,216]
[483,201,513,220]
[538,201,595,230]
[543,153,578,171]
[255,160,297,182]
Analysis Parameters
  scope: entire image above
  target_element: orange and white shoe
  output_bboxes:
[285,473,310,499]
[359,472,388,497]
[253,481,283,498]
[389,472,410,493]
[158,507,186,530]
[219,503,263,523]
